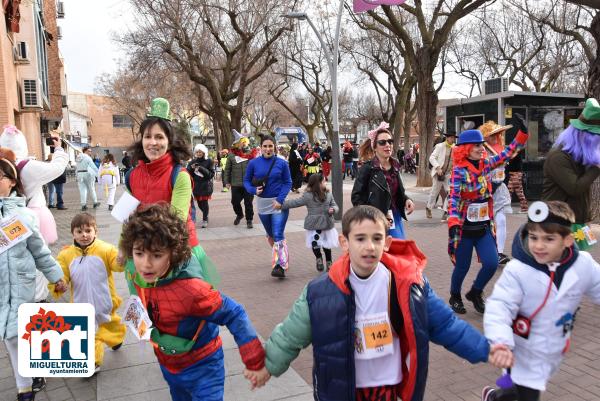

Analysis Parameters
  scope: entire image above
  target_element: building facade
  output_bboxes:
[0,0,67,159]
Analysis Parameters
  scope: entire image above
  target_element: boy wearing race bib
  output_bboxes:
[482,201,600,401]
[447,118,529,315]
[50,213,126,372]
[252,206,511,400]
[120,204,265,401]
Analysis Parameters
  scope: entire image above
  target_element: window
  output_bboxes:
[34,0,49,104]
[112,115,134,128]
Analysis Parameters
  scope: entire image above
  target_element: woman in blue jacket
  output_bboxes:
[244,135,292,278]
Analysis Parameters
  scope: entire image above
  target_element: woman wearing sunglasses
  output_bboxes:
[351,122,414,238]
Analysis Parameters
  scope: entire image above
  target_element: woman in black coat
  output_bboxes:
[351,123,415,238]
[187,143,215,227]
[288,142,303,193]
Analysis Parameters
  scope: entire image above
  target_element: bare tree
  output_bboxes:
[95,63,201,141]
[268,22,332,143]
[121,0,297,149]
[449,2,587,94]
[364,1,493,186]
[346,11,417,153]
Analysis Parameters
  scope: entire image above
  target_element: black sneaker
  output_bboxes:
[234,216,243,225]
[326,261,332,271]
[81,205,88,211]
[48,205,55,209]
[271,264,285,278]
[316,258,324,272]
[247,221,253,229]
[449,293,466,314]
[16,391,35,401]
[498,253,511,265]
[111,342,123,351]
[93,202,101,209]
[466,288,486,313]
[108,205,113,211]
[32,377,46,392]
[57,206,68,210]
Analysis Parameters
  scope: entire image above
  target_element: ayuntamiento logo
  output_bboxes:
[18,303,95,377]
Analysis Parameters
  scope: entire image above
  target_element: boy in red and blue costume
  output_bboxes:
[121,204,264,401]
[447,115,529,315]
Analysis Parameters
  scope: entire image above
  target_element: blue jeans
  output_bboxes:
[48,182,64,207]
[450,227,498,294]
[160,348,225,401]
[258,209,289,241]
[47,182,55,206]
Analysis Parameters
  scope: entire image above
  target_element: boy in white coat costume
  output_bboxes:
[482,201,600,401]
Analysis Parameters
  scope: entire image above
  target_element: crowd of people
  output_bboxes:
[0,96,599,401]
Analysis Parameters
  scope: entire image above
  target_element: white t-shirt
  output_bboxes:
[349,263,403,388]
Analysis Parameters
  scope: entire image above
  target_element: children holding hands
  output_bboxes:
[120,203,265,400]
[0,152,67,401]
[482,201,600,401]
[248,205,512,400]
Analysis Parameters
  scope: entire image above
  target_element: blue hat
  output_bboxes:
[457,129,484,145]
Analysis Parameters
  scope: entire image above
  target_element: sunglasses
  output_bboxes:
[376,139,394,146]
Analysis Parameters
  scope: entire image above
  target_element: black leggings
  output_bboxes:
[196,199,209,221]
[311,246,332,262]
[491,385,540,401]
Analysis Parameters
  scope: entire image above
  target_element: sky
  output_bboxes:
[59,0,132,93]
[59,1,470,98]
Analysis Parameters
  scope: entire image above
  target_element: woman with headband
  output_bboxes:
[352,122,414,239]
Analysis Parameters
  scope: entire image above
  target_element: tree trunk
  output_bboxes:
[587,12,600,100]
[588,11,600,222]
[414,47,436,187]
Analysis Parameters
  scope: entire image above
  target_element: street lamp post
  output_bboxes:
[284,0,345,220]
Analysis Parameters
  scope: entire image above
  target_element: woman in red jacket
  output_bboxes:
[121,98,218,287]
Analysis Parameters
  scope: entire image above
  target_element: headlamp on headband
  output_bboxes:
[527,201,572,227]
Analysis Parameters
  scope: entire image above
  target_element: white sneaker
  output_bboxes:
[201,220,208,228]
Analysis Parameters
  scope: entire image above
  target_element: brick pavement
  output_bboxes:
[2,174,600,400]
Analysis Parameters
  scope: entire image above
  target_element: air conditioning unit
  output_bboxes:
[57,1,65,18]
[21,79,43,109]
[484,78,509,95]
[57,26,62,39]
[13,41,29,63]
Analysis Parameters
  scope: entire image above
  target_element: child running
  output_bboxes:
[120,203,265,401]
[281,173,339,272]
[246,205,511,400]
[482,201,600,401]
[50,213,126,372]
[0,150,66,401]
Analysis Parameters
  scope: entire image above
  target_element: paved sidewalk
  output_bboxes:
[0,179,314,401]
[2,173,600,401]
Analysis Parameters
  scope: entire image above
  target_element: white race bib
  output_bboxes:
[307,157,315,164]
[491,168,505,183]
[123,295,153,341]
[466,202,490,223]
[582,225,598,245]
[235,156,246,164]
[0,215,32,254]
[354,312,394,360]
